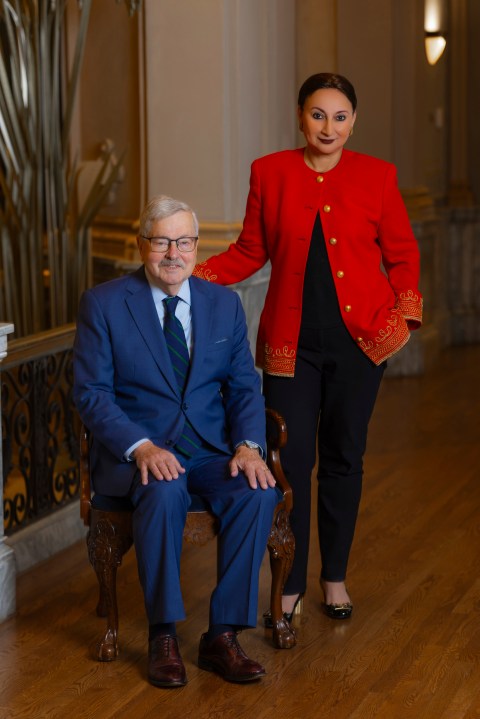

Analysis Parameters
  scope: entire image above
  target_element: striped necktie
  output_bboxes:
[162,296,202,458]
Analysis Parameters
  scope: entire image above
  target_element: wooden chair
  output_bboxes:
[80,408,296,660]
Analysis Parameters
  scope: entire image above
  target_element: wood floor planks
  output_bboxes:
[1,344,480,718]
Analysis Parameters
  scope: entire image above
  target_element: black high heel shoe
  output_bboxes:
[263,594,304,629]
[321,601,353,620]
[320,579,353,620]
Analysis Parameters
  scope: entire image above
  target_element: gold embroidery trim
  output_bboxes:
[396,289,423,322]
[358,310,411,365]
[258,343,296,377]
[192,262,217,282]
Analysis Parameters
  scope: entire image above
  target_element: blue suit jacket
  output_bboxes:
[73,268,265,496]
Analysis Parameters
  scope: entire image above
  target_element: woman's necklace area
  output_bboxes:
[303,148,342,174]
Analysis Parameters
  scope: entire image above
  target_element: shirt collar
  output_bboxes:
[144,272,192,308]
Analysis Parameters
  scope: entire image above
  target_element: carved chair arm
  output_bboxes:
[79,408,293,524]
[265,407,293,514]
[80,424,92,526]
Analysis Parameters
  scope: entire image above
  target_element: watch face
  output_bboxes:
[241,441,260,454]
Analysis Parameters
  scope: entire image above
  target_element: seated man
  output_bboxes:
[73,195,278,688]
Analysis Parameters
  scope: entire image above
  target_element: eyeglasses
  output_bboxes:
[140,235,198,253]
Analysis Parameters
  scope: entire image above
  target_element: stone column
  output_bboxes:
[445,207,480,344]
[444,1,478,344]
[0,323,15,622]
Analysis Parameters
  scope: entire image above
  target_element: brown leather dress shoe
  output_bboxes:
[198,631,266,682]
[148,634,187,687]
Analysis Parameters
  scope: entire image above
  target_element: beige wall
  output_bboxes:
[143,0,295,222]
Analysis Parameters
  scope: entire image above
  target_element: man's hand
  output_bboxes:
[229,445,276,490]
[133,441,186,485]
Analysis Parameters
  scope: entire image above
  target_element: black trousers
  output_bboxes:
[263,323,385,593]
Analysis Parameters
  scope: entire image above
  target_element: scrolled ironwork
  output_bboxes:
[3,490,27,531]
[2,326,79,534]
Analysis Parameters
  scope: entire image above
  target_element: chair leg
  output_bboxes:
[87,514,133,661]
[267,504,297,649]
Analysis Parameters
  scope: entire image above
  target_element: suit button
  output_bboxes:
[323,204,331,213]
[356,337,363,343]
[165,439,173,446]
[316,175,324,183]
[344,305,352,312]
[329,237,337,245]
[336,270,344,278]
[182,402,188,410]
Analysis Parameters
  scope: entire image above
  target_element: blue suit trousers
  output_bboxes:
[129,446,278,627]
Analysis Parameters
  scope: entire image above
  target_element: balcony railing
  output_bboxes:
[1,324,80,535]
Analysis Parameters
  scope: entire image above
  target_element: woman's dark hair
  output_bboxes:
[297,73,357,112]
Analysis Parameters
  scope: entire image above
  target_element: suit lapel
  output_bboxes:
[124,268,180,396]
[186,277,214,393]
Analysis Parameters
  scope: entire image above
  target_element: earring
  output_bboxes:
[349,127,354,137]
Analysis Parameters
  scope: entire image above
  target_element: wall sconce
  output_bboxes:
[424,0,447,65]
[425,31,447,65]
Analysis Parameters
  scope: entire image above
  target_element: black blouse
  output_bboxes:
[301,212,343,329]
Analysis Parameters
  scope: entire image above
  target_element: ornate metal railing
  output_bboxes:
[1,324,79,535]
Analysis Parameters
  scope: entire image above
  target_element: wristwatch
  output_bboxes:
[238,440,262,455]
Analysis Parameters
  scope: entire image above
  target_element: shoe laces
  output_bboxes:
[153,635,174,657]
[223,632,245,657]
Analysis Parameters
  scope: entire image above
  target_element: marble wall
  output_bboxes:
[446,208,480,344]
[6,503,87,575]
[230,265,270,364]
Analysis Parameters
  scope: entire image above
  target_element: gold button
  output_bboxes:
[316,175,324,183]
[356,337,363,343]
[344,305,352,312]
[323,204,331,213]
[329,237,337,245]
[336,270,344,278]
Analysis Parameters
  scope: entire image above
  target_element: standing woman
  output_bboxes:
[194,73,422,621]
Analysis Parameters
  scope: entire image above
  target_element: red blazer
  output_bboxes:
[194,148,423,376]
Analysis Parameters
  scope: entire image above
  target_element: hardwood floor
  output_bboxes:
[2,344,480,719]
